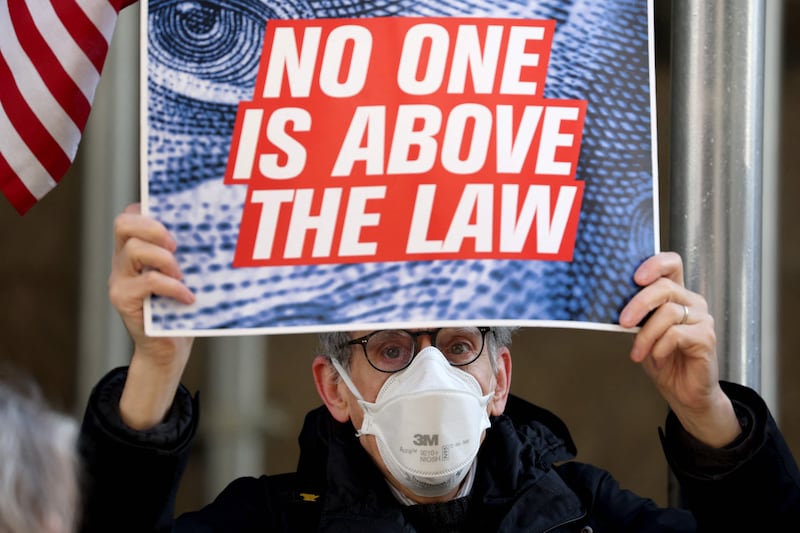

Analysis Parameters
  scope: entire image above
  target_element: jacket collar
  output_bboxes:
[294,394,582,531]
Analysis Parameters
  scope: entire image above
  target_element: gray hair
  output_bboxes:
[317,326,519,372]
[0,379,80,533]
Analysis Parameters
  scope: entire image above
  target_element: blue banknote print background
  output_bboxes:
[145,0,657,334]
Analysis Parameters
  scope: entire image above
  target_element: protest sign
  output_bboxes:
[142,0,658,336]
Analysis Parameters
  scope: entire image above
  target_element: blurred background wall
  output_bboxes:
[0,1,797,513]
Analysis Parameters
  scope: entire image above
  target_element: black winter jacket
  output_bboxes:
[79,368,800,532]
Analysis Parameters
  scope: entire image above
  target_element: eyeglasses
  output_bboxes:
[346,327,492,373]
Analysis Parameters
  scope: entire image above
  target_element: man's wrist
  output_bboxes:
[119,353,186,430]
[91,366,197,450]
[673,390,742,448]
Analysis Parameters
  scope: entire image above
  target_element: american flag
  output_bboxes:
[0,0,135,215]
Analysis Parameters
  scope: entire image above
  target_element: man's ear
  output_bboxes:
[490,348,512,416]
[312,355,351,423]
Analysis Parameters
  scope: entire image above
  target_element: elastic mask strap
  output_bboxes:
[330,358,366,403]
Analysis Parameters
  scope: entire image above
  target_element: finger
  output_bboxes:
[629,301,700,362]
[640,325,682,373]
[649,317,715,365]
[619,278,703,328]
[114,211,176,255]
[114,237,185,280]
[630,302,713,364]
[110,269,195,311]
[633,251,684,288]
[631,302,684,363]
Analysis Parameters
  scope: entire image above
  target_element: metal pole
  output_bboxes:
[760,0,784,417]
[77,5,140,411]
[669,1,765,391]
[205,336,286,500]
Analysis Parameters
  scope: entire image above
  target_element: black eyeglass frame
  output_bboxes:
[345,327,492,373]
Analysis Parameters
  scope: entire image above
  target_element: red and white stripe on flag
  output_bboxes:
[0,0,132,215]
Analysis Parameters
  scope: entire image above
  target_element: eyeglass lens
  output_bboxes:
[364,327,486,372]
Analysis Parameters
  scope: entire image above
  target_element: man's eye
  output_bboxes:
[446,341,471,355]
[381,345,404,360]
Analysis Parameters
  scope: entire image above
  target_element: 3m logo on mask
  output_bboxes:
[413,434,439,446]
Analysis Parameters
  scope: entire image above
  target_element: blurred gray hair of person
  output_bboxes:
[0,377,80,533]
[317,326,518,372]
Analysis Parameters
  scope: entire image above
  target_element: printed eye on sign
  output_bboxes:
[141,1,658,336]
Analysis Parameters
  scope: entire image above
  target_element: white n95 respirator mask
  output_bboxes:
[331,346,492,498]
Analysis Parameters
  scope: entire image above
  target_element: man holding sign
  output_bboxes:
[77,205,800,532]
